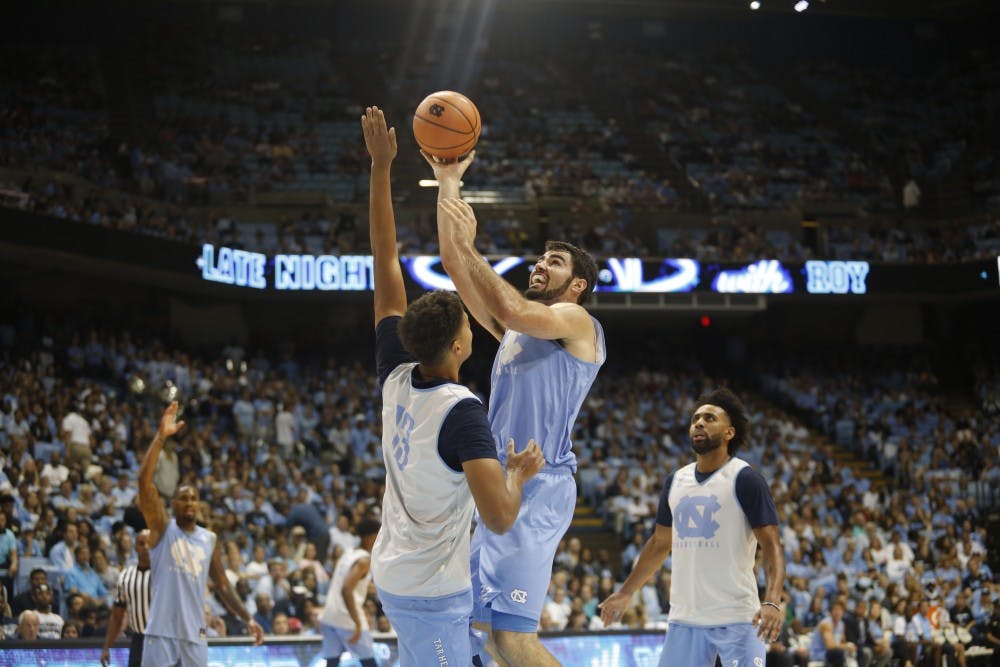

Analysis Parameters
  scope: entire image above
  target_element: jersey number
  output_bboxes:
[392,405,414,470]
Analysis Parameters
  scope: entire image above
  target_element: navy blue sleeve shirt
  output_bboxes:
[655,465,778,529]
[375,315,497,472]
[375,316,412,388]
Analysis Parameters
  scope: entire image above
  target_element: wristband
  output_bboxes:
[761,601,782,611]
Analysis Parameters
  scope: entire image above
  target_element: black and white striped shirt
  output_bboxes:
[114,565,151,634]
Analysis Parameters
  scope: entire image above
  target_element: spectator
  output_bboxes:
[542,587,571,631]
[253,592,275,634]
[61,406,94,468]
[296,542,329,586]
[48,522,79,575]
[63,543,108,608]
[903,179,921,210]
[11,568,61,616]
[981,604,1000,661]
[40,452,70,489]
[31,584,64,639]
[14,609,41,640]
[285,490,328,555]
[255,560,292,614]
[809,598,858,667]
[270,611,291,636]
[0,495,21,537]
[0,509,17,602]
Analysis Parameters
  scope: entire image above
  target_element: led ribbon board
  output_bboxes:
[195,245,1000,295]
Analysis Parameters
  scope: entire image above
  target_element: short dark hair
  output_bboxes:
[545,240,598,305]
[356,519,381,538]
[694,387,750,455]
[398,291,466,365]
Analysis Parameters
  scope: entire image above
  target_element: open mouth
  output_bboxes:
[530,274,546,287]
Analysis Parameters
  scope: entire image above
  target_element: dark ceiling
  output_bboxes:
[519,0,996,19]
[180,0,996,19]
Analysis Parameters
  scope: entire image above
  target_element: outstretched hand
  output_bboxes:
[361,106,397,167]
[157,401,185,439]
[505,438,545,482]
[422,149,475,185]
[437,197,479,251]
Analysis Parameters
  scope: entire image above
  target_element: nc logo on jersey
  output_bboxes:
[391,405,415,470]
[495,336,523,368]
[510,589,528,604]
[674,494,722,539]
[170,539,206,578]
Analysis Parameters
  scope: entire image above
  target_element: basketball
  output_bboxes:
[412,90,481,160]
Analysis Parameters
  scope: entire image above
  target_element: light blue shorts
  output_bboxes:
[659,622,766,667]
[320,623,375,660]
[472,470,576,631]
[377,587,472,667]
[141,634,207,667]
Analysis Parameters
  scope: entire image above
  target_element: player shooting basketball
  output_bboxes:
[428,149,606,667]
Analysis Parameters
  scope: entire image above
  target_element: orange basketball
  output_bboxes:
[412,91,481,160]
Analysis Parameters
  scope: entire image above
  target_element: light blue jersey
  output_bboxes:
[146,519,216,643]
[488,319,605,470]
[474,318,605,629]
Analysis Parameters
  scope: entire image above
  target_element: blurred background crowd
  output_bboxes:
[1,1,999,665]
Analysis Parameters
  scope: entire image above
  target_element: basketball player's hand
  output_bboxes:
[598,590,631,627]
[349,622,362,644]
[421,148,475,184]
[753,602,783,643]
[100,648,111,666]
[437,197,479,251]
[158,401,185,439]
[505,438,545,482]
[246,618,265,645]
[361,106,397,168]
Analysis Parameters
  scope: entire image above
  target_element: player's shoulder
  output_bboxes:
[196,524,218,543]
[550,301,597,335]
[676,461,697,475]
[438,381,480,405]
[549,301,591,318]
[549,301,582,311]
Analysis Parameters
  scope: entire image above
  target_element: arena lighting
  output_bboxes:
[749,1,761,9]
[794,0,809,11]
[419,179,464,187]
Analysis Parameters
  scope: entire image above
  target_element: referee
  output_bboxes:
[101,530,151,667]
